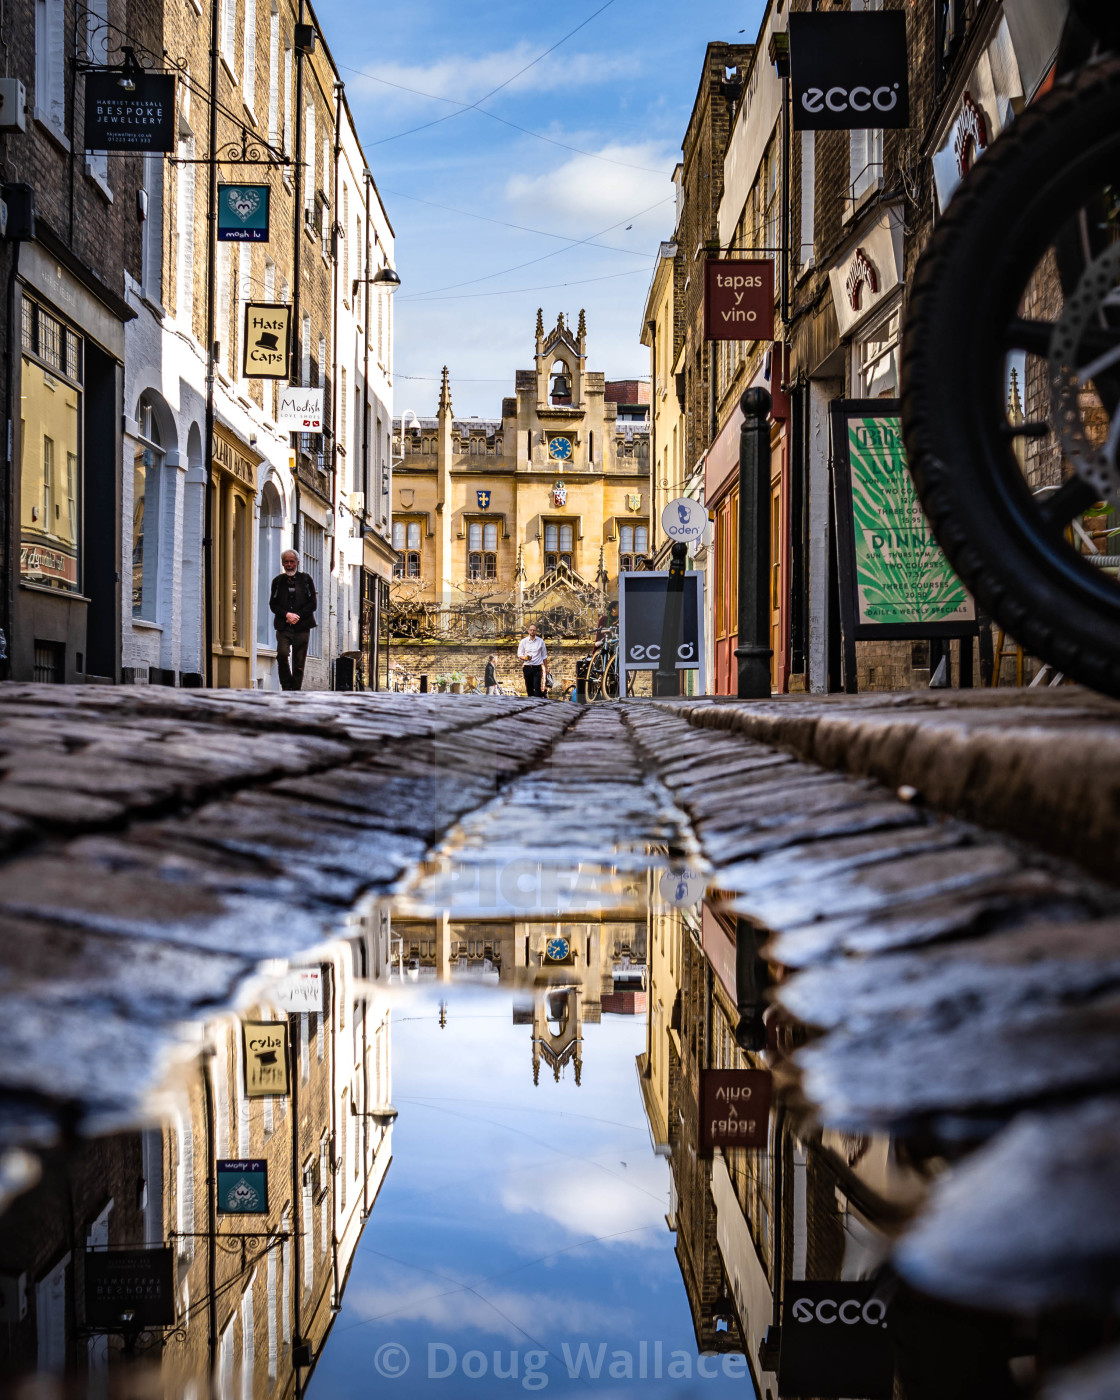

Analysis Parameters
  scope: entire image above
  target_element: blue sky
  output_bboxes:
[314,0,766,417]
[310,981,748,1398]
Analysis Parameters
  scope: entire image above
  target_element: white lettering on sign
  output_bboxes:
[791,1297,888,1327]
[802,82,900,115]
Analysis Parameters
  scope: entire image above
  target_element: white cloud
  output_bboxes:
[349,1270,635,1341]
[501,1157,669,1244]
[505,144,674,237]
[350,44,635,108]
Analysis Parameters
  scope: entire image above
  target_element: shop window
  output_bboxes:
[468,520,498,580]
[20,297,82,594]
[301,518,324,658]
[231,493,248,647]
[132,393,164,621]
[257,479,285,644]
[854,305,901,398]
[619,522,648,572]
[393,519,421,578]
[544,521,573,571]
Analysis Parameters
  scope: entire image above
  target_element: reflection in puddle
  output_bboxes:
[0,860,1075,1399]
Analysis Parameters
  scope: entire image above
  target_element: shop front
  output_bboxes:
[210,425,260,688]
[10,241,127,682]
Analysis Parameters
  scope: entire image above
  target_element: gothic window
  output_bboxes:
[392,519,421,577]
[619,523,648,572]
[544,521,573,571]
[467,521,498,579]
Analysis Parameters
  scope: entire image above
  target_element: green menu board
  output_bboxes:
[832,401,976,638]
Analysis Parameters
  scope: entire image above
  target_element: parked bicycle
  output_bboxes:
[901,0,1120,696]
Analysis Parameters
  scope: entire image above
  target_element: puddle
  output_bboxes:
[0,820,1105,1399]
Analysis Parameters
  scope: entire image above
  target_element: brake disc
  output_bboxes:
[1049,239,1120,506]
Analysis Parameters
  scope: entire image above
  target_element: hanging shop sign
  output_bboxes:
[243,303,291,379]
[703,260,774,341]
[829,401,976,647]
[217,1159,269,1214]
[661,496,708,544]
[242,1020,290,1098]
[84,1247,175,1329]
[278,386,324,432]
[618,571,706,694]
[84,71,176,152]
[779,1281,893,1398]
[271,966,323,1014]
[788,11,909,131]
[218,184,271,242]
[658,868,706,910]
[699,1068,772,1152]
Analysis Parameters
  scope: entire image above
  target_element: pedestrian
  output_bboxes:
[269,548,317,691]
[517,623,548,697]
[484,654,498,695]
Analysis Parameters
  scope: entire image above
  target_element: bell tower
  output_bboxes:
[534,308,587,410]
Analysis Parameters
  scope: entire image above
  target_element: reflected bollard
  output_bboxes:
[419,674,428,693]
[575,655,590,704]
[735,916,771,1051]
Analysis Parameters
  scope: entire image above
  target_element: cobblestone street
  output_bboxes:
[2,684,1120,1398]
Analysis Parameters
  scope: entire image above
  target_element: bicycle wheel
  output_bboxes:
[601,652,620,701]
[900,60,1120,697]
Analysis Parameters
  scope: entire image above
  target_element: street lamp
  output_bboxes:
[352,263,401,301]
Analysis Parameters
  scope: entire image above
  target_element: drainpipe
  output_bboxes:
[203,0,221,685]
[329,84,343,680]
[202,1046,219,1387]
[361,169,373,683]
[290,0,306,554]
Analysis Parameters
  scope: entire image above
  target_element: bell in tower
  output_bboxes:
[549,360,572,405]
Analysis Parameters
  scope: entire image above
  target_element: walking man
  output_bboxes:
[517,623,548,697]
[270,549,317,691]
[484,654,499,695]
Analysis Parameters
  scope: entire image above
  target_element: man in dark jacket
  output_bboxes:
[270,550,317,690]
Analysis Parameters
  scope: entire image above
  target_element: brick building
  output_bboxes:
[642,0,1070,695]
[0,0,397,688]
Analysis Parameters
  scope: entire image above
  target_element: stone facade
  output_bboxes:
[389,311,650,668]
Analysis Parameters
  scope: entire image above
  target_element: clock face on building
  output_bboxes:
[548,436,573,462]
[545,936,571,962]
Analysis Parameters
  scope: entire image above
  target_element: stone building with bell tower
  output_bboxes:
[389,311,650,689]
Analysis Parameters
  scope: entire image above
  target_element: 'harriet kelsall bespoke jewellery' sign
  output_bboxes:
[243,304,291,379]
[84,72,176,151]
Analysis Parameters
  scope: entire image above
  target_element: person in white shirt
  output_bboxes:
[516,624,548,697]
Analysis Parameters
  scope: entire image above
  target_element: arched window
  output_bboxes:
[544,521,573,571]
[257,479,285,645]
[468,520,498,580]
[619,522,649,572]
[133,392,165,621]
[392,518,421,577]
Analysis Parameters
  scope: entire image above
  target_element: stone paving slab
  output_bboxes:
[0,685,575,1144]
[659,689,1120,884]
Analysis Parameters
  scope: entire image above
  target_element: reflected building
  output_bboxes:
[638,899,930,1399]
[0,909,394,1397]
[393,915,647,1085]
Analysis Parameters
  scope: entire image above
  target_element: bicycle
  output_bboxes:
[901,0,1120,697]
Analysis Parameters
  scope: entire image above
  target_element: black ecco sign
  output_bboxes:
[779,1281,893,1398]
[788,11,910,131]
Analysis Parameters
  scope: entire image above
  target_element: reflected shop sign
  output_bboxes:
[84,1248,175,1329]
[779,1281,893,1399]
[704,260,774,341]
[271,966,323,1013]
[84,71,176,152]
[788,10,909,131]
[243,1021,290,1098]
[698,1068,772,1152]
[217,1159,269,1214]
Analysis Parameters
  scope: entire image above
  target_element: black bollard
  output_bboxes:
[734,916,771,1051]
[419,674,428,693]
[654,541,688,696]
[735,387,774,699]
[575,655,590,704]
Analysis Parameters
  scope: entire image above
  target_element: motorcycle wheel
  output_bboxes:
[901,59,1120,697]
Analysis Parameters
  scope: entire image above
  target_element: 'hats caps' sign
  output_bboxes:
[217,1159,269,1214]
[243,303,291,379]
[788,10,910,131]
[84,71,176,152]
[243,1021,290,1098]
[84,1248,175,1328]
[219,184,270,242]
[704,260,774,341]
[779,1281,893,1398]
[278,387,324,432]
[699,1068,772,1152]
[661,497,707,544]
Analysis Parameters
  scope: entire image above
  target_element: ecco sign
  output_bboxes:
[789,10,910,132]
[779,1282,893,1399]
[790,1296,887,1327]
